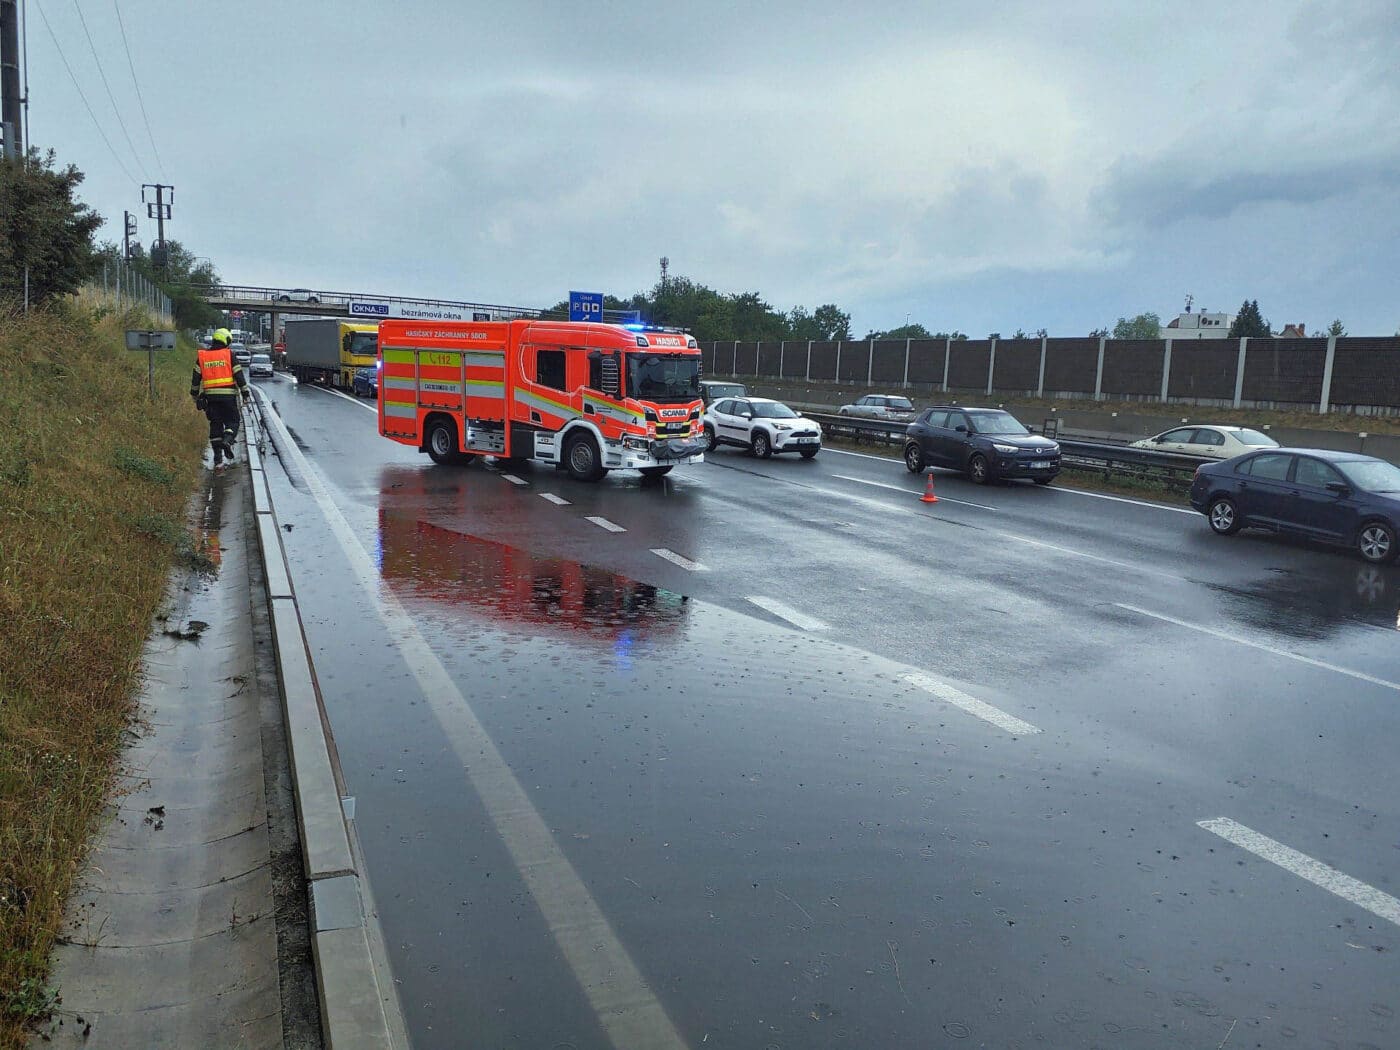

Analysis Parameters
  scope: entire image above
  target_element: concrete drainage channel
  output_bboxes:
[245,396,403,1049]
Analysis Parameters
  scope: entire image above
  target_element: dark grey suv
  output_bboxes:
[903,406,1061,484]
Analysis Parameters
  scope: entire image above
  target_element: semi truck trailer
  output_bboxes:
[283,319,379,388]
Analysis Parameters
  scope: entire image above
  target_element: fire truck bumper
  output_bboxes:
[649,437,707,462]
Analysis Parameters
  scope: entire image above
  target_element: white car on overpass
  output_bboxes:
[703,397,823,459]
[1132,424,1278,459]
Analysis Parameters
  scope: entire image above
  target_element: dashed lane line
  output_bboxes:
[585,515,627,533]
[1198,818,1400,928]
[1115,603,1400,692]
[744,596,829,631]
[831,473,998,511]
[901,671,1041,736]
[539,492,571,506]
[651,548,707,571]
[500,473,528,486]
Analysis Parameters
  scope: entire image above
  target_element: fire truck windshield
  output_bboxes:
[626,353,701,403]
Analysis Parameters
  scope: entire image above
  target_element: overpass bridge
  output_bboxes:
[200,284,539,322]
[197,285,638,325]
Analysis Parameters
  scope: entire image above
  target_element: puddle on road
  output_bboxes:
[1207,563,1400,639]
[376,514,690,648]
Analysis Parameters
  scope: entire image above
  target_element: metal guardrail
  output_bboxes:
[804,411,1210,488]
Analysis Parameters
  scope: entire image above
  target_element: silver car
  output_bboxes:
[1132,424,1278,460]
[249,353,274,378]
[839,394,916,421]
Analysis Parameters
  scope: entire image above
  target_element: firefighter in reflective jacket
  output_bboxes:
[190,328,250,466]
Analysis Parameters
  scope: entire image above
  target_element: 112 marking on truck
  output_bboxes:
[377,319,707,481]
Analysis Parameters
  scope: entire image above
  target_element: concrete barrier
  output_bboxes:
[245,394,395,1049]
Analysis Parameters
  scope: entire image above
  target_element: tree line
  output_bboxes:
[542,276,857,344]
[1,148,221,328]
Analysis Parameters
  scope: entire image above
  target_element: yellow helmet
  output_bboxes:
[212,328,232,346]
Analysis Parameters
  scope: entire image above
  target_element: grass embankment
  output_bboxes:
[0,305,206,1044]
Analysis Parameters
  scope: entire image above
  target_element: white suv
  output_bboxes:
[703,397,822,459]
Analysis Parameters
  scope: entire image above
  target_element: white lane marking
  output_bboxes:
[500,473,528,486]
[258,404,688,1049]
[1050,485,1197,515]
[745,595,829,631]
[1115,603,1400,691]
[539,492,571,506]
[651,548,708,571]
[824,446,902,464]
[1198,818,1400,928]
[586,515,626,533]
[798,444,1197,515]
[831,473,997,512]
[901,671,1041,736]
[305,382,378,413]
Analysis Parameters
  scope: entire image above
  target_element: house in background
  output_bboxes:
[1277,323,1307,338]
[1160,306,1234,339]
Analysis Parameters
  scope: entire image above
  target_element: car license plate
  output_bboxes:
[1030,460,1053,469]
[796,437,817,444]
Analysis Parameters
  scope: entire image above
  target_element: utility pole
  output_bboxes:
[124,210,137,260]
[1,0,22,158]
[142,183,174,275]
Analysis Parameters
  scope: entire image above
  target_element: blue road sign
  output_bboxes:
[569,291,603,323]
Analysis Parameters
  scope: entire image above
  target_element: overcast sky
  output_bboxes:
[22,0,1400,336]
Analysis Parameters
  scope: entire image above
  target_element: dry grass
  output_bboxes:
[0,303,206,1045]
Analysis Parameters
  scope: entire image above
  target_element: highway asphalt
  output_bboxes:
[254,373,1399,1050]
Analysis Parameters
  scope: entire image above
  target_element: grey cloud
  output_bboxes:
[1097,160,1400,230]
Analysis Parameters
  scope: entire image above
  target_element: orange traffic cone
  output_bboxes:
[920,473,939,503]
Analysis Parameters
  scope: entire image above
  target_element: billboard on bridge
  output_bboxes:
[350,300,478,322]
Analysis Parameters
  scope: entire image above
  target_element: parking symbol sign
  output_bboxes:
[568,291,603,323]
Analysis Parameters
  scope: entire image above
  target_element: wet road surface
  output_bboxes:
[254,375,1400,1049]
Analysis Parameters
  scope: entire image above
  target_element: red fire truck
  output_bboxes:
[378,318,706,481]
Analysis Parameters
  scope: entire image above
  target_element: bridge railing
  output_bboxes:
[180,284,639,324]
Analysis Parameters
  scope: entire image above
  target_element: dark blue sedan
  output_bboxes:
[352,365,379,399]
[1190,448,1400,563]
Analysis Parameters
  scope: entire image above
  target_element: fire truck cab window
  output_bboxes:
[588,352,602,392]
[626,353,701,403]
[536,348,567,391]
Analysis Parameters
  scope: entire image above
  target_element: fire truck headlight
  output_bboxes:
[623,435,651,452]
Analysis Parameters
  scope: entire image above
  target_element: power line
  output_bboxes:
[32,0,136,183]
[70,0,145,175]
[112,0,160,176]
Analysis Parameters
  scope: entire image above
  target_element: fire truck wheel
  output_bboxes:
[640,466,673,479]
[426,418,462,465]
[565,433,607,482]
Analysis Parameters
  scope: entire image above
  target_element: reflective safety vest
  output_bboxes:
[197,347,236,394]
